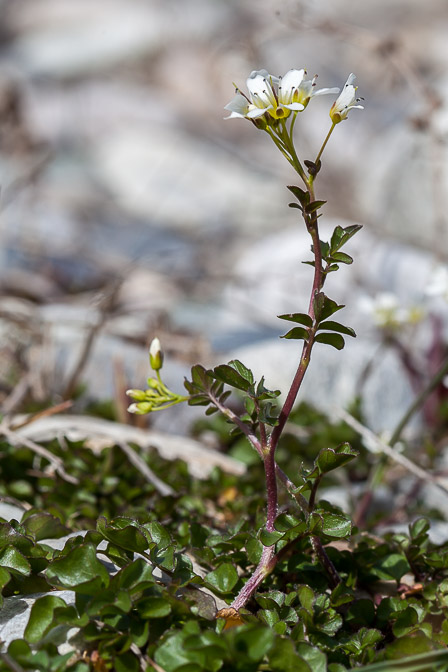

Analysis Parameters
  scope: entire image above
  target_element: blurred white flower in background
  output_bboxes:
[359,292,424,329]
[426,266,448,302]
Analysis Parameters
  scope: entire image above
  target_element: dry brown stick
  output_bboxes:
[117,440,175,497]
[0,421,78,485]
[1,375,30,416]
[337,409,448,497]
[10,400,73,431]
[62,278,124,400]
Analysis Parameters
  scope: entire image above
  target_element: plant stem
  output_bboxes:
[265,449,278,532]
[315,122,336,166]
[269,184,323,456]
[210,394,263,458]
[230,544,277,611]
[269,341,312,455]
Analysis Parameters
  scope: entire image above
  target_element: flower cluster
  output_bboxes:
[225,69,363,126]
[359,293,424,330]
[127,338,188,414]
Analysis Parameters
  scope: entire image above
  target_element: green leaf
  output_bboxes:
[281,327,309,341]
[329,251,353,264]
[317,320,356,337]
[46,543,110,593]
[330,224,362,253]
[154,630,194,671]
[268,637,313,672]
[392,606,420,638]
[0,565,11,605]
[112,558,155,593]
[211,364,252,392]
[313,293,345,322]
[315,333,345,350]
[256,591,285,610]
[278,313,313,327]
[24,594,67,644]
[296,643,327,672]
[259,529,284,546]
[114,652,140,672]
[229,624,276,662]
[310,511,351,538]
[409,518,430,540]
[305,200,327,214]
[246,537,263,564]
[205,563,239,593]
[144,521,171,550]
[228,360,254,384]
[311,443,359,476]
[373,553,411,582]
[297,585,315,614]
[21,512,68,542]
[0,546,31,576]
[97,517,150,554]
[138,595,172,618]
[0,523,34,554]
[287,185,310,206]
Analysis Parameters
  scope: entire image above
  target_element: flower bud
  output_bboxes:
[125,388,147,401]
[127,401,153,414]
[149,337,164,371]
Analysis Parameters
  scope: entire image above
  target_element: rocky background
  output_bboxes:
[0,0,447,435]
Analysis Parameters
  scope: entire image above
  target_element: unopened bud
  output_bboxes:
[127,401,153,415]
[149,337,164,371]
[125,389,147,401]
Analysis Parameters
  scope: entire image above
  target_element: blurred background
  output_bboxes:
[0,0,447,435]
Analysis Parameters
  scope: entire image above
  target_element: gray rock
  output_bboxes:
[219,223,445,432]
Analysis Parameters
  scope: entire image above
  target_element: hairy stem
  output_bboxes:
[230,545,277,611]
[265,449,278,532]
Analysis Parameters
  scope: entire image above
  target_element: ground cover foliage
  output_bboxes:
[1,402,448,671]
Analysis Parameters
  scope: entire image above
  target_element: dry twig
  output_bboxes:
[0,420,78,485]
[337,409,448,498]
[118,440,175,497]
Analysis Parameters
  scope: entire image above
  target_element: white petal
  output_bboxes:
[283,102,305,111]
[246,106,271,118]
[312,86,340,97]
[247,73,275,107]
[336,85,357,110]
[345,73,357,86]
[249,69,279,84]
[281,68,305,91]
[224,92,249,118]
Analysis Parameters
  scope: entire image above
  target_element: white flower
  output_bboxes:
[426,266,448,302]
[359,292,423,329]
[284,72,339,109]
[149,337,164,371]
[225,68,339,122]
[329,73,364,123]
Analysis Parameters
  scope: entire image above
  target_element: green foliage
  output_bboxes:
[1,409,448,671]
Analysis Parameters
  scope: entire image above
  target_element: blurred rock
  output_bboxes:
[6,0,232,79]
[218,222,447,432]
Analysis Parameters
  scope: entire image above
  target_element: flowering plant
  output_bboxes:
[127,66,365,611]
